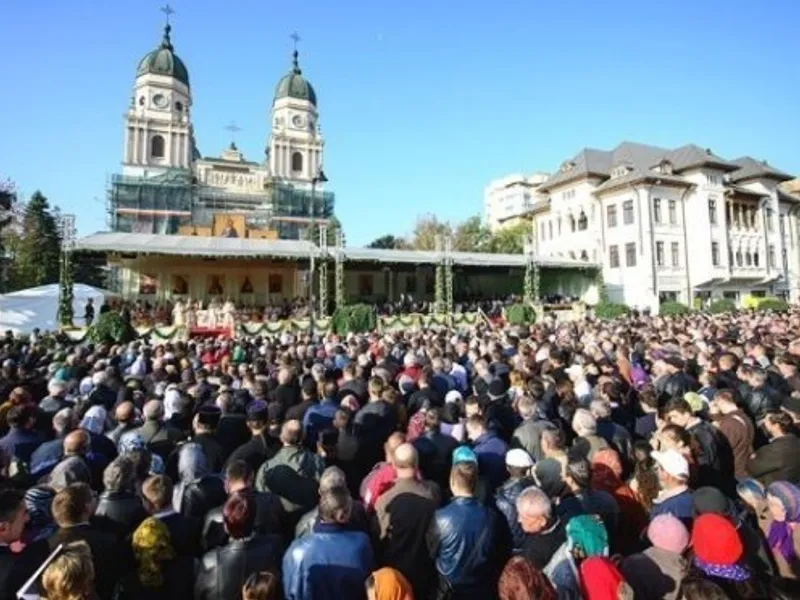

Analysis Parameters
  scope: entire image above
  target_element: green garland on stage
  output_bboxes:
[58,251,74,327]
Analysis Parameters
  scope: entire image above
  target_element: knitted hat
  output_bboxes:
[579,557,630,600]
[452,446,478,465]
[691,513,743,565]
[766,481,800,522]
[693,486,735,518]
[648,514,690,554]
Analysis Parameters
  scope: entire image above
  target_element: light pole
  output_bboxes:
[58,214,76,328]
[308,167,328,336]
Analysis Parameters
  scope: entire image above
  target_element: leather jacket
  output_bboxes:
[201,490,283,551]
[195,535,283,600]
[656,371,697,402]
[743,385,781,422]
[494,477,534,551]
[180,476,227,520]
[428,497,503,599]
[94,490,148,539]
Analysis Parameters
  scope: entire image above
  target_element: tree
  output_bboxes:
[367,234,408,249]
[488,221,529,254]
[72,251,107,288]
[6,191,61,291]
[0,179,16,292]
[410,214,451,250]
[453,216,492,252]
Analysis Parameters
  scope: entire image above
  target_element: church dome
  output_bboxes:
[274,51,317,106]
[136,25,190,86]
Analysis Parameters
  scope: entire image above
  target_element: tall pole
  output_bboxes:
[335,229,346,308]
[319,223,329,318]
[309,167,328,335]
[444,234,454,324]
[58,214,76,328]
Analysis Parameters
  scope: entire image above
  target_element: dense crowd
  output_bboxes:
[2,308,800,600]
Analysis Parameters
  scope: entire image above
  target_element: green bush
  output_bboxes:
[88,311,137,345]
[593,302,629,320]
[756,297,789,312]
[506,303,535,325]
[708,298,737,314]
[659,301,690,316]
[331,304,376,334]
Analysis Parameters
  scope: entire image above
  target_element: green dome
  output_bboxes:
[136,25,190,86]
[274,51,317,106]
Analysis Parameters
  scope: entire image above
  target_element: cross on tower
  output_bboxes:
[224,121,241,145]
[290,32,301,51]
[160,4,175,25]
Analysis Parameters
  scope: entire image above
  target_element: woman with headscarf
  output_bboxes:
[498,556,556,600]
[119,432,166,477]
[172,442,226,519]
[545,514,609,600]
[365,567,414,600]
[590,448,648,554]
[579,557,634,600]
[22,485,57,545]
[117,517,194,600]
[763,481,800,578]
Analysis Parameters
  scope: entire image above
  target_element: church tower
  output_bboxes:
[123,13,194,177]
[269,46,324,186]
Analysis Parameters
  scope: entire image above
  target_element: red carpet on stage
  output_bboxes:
[189,326,233,339]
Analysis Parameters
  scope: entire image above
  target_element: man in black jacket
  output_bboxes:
[746,411,800,485]
[0,489,50,600]
[94,455,148,540]
[226,400,279,472]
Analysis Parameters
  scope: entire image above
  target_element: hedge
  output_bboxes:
[506,303,536,325]
[755,297,788,312]
[709,299,737,314]
[331,304,376,334]
[594,302,629,320]
[88,311,137,345]
[659,301,690,316]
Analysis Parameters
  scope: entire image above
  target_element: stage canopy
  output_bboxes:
[0,283,117,335]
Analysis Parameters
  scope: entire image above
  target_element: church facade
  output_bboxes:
[109,19,334,241]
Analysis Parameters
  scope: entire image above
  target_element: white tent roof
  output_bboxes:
[0,283,117,335]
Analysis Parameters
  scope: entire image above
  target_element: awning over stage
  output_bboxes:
[76,232,599,270]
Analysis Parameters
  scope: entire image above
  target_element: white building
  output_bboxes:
[484,173,549,230]
[530,142,800,311]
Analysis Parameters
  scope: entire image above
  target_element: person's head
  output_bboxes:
[368,377,384,400]
[141,475,173,513]
[498,556,557,600]
[776,354,799,379]
[52,483,94,528]
[7,404,36,430]
[540,427,565,457]
[565,457,591,492]
[663,398,694,428]
[766,481,800,523]
[224,460,254,494]
[42,541,95,600]
[63,430,90,457]
[318,486,352,525]
[115,401,135,425]
[0,488,27,544]
[652,449,690,490]
[450,461,478,498]
[365,568,414,600]
[659,424,691,452]
[223,492,256,539]
[588,400,611,422]
[243,572,278,600]
[103,455,137,493]
[506,449,534,479]
[319,466,347,495]
[691,513,743,567]
[747,367,769,389]
[52,408,76,437]
[516,486,552,534]
[565,514,609,561]
[677,576,730,600]
[578,557,633,600]
[392,443,418,479]
[571,409,597,437]
[143,400,164,422]
[132,517,175,588]
[763,411,794,439]
[383,432,406,463]
[712,389,738,414]
[647,514,690,554]
[280,419,303,446]
[465,414,486,441]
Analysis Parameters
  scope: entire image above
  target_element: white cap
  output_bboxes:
[652,449,689,480]
[445,390,463,404]
[505,448,535,468]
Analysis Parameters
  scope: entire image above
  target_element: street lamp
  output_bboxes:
[308,167,328,337]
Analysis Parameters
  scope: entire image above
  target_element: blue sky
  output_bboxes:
[1,0,799,245]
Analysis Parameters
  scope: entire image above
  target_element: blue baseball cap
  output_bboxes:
[452,446,478,465]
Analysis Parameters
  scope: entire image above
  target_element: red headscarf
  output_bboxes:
[579,557,630,600]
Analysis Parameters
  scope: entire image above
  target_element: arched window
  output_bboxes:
[578,211,588,231]
[150,134,165,158]
[175,101,183,112]
[291,152,303,172]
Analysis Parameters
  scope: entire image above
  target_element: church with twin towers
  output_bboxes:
[109,7,334,241]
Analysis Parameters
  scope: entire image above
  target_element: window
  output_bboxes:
[711,242,720,266]
[656,242,665,266]
[708,198,717,225]
[736,250,743,266]
[406,274,417,294]
[707,174,721,186]
[548,221,553,239]
[745,252,752,267]
[609,245,620,268]
[291,151,303,172]
[625,243,636,267]
[606,205,617,228]
[175,101,183,112]
[578,212,588,231]
[138,96,145,106]
[570,215,576,232]
[668,200,677,225]
[754,251,760,267]
[769,245,776,268]
[653,198,662,224]
[623,200,634,225]
[150,134,165,158]
[268,274,283,294]
[562,189,576,201]
[671,242,680,267]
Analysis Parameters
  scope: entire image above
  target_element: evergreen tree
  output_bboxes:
[0,179,15,292]
[8,191,61,290]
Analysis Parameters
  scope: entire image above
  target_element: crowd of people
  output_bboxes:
[2,307,800,600]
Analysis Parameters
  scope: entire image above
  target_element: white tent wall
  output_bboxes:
[0,284,115,335]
